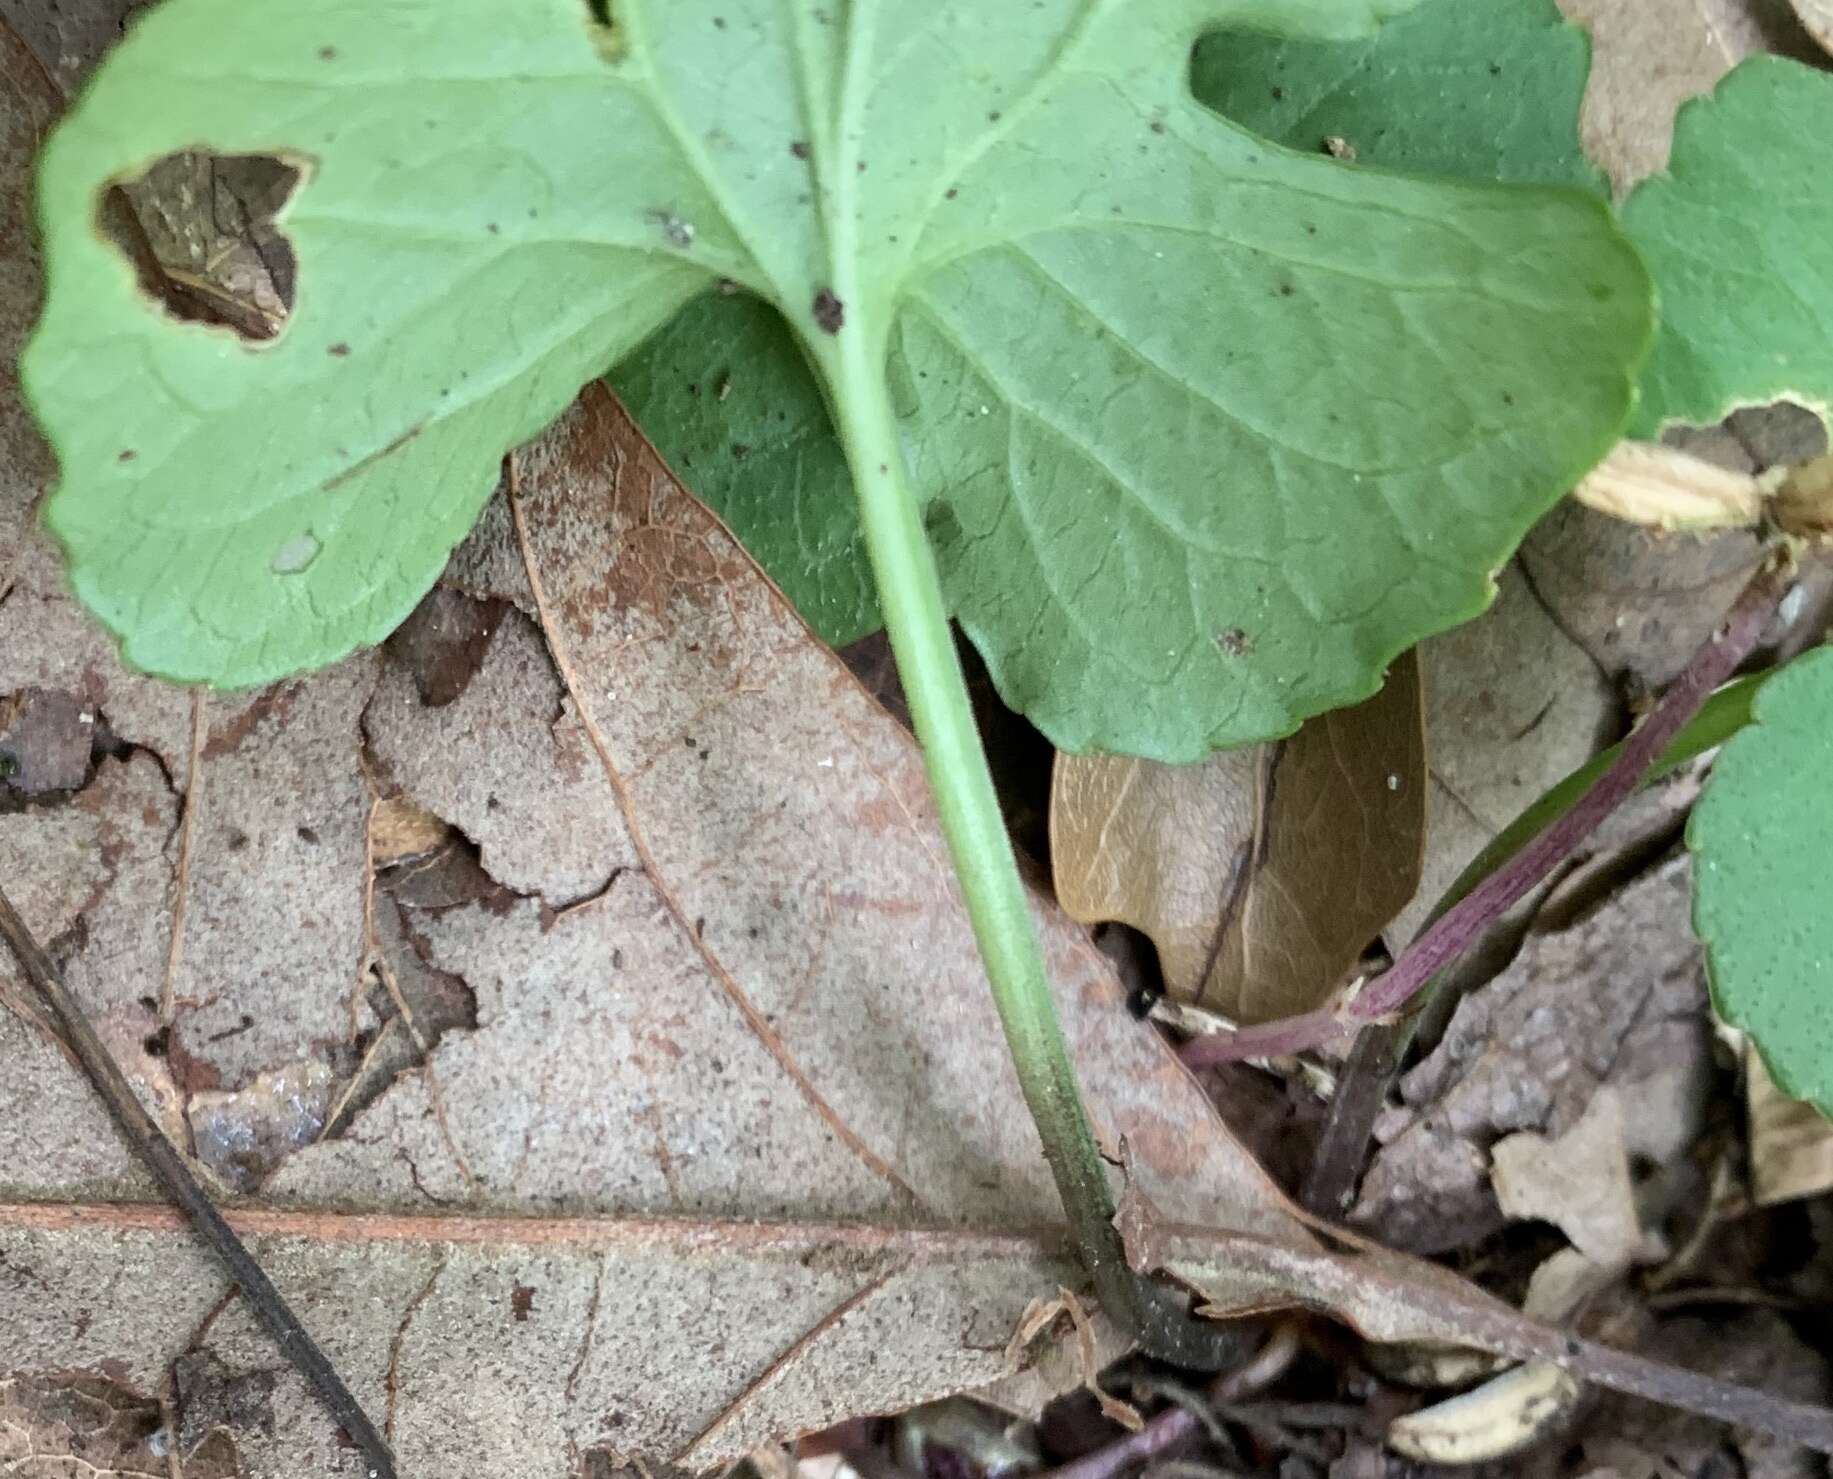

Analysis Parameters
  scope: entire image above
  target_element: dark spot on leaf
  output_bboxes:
[612,948,625,969]
[718,278,739,295]
[1278,283,1294,297]
[648,209,695,249]
[790,139,810,159]
[812,288,844,334]
[143,1027,170,1058]
[714,15,726,28]
[117,448,136,462]
[987,110,1002,122]
[1303,222,1317,235]
[1270,85,1284,101]
[1489,62,1503,76]
[510,1284,535,1322]
[227,829,249,851]
[855,160,866,173]
[694,917,707,937]
[1149,120,1166,135]
[731,443,752,460]
[139,995,158,1011]
[486,221,499,234]
[318,45,337,60]
[945,187,958,200]
[297,825,320,844]
[1217,627,1253,657]
[327,342,350,357]
[1502,390,1515,406]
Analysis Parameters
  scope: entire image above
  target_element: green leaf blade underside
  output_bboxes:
[25,0,718,685]
[1190,0,1602,192]
[1689,648,1833,1121]
[31,0,1650,757]
[613,293,881,648]
[1623,56,1833,438]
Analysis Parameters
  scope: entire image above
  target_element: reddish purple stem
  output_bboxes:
[1182,555,1794,1071]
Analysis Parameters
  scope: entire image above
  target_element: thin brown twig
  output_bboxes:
[1183,551,1796,1070]
[158,690,208,1024]
[0,882,397,1479]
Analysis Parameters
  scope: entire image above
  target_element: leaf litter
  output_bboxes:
[1051,652,1424,1028]
[5,5,1833,1477]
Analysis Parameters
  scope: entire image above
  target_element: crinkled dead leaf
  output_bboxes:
[1,380,1324,1476]
[1490,1087,1641,1266]
[1051,653,1423,1024]
[0,1369,240,1479]
[1356,856,1712,1253]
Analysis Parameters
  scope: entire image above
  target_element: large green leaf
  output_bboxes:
[1195,15,1833,442]
[1623,57,1833,438]
[630,0,1609,653]
[1189,0,1602,191]
[29,0,1650,757]
[1689,647,1833,1120]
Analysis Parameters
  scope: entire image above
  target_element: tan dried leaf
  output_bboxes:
[1,384,1319,1477]
[1556,0,1764,191]
[1790,0,1833,53]
[1051,652,1423,1024]
[1387,562,1615,947]
[1490,1088,1641,1266]
[1746,1041,1833,1207]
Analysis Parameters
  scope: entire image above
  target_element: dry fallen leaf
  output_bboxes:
[1051,655,1423,1025]
[1795,0,1833,52]
[1556,0,1765,191]
[1,375,1329,1475]
[1491,1088,1642,1267]
[1530,408,1832,696]
[1746,1043,1833,1207]
[1387,561,1616,948]
[1355,856,1712,1254]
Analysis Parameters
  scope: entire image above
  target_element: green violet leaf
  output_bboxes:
[1623,56,1833,437]
[29,0,1649,759]
[1190,0,1602,191]
[1689,646,1833,1121]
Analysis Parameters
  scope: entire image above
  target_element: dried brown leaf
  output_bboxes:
[1490,1088,1641,1266]
[0,1368,240,1479]
[1795,0,1833,52]
[1388,562,1616,948]
[1051,653,1423,1025]
[1,380,1322,1474]
[1746,1042,1833,1207]
[1556,0,1764,191]
[1355,857,1711,1254]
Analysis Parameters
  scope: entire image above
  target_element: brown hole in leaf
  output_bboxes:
[99,149,304,344]
[581,0,625,62]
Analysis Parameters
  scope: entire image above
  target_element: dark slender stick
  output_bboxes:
[0,883,397,1479]
[1039,1323,1301,1479]
[1183,552,1795,1070]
